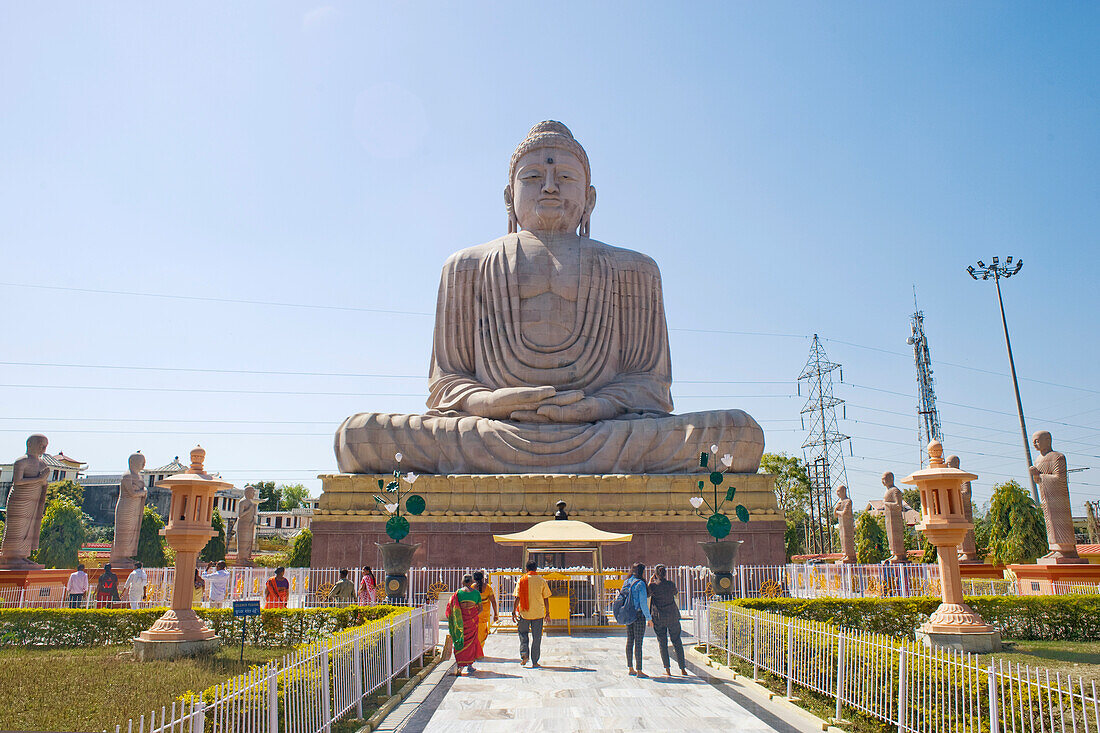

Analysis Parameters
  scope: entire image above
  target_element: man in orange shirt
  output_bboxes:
[264,567,290,608]
[512,559,551,668]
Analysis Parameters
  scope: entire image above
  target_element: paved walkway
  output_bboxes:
[389,627,818,733]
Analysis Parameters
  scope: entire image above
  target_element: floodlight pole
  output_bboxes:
[969,257,1039,503]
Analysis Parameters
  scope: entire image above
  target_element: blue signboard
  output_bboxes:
[233,600,261,617]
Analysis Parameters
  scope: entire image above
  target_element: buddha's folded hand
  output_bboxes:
[463,386,584,420]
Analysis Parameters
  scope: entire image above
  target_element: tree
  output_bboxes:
[986,480,1048,565]
[855,512,889,564]
[784,518,804,560]
[35,498,85,568]
[254,481,280,511]
[901,488,921,514]
[136,506,168,567]
[45,479,84,507]
[200,508,226,562]
[285,528,312,567]
[760,453,811,519]
[279,483,311,511]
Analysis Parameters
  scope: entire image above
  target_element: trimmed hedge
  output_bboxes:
[0,605,407,648]
[726,595,1100,641]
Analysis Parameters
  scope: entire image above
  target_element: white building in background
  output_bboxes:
[256,498,318,539]
[1,451,86,511]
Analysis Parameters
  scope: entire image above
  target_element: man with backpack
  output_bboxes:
[613,562,653,677]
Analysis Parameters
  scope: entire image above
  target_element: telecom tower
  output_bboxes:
[907,291,942,466]
[798,335,851,555]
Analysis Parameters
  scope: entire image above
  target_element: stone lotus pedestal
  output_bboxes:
[133,447,225,661]
[377,541,420,601]
[904,441,1001,653]
[699,539,743,597]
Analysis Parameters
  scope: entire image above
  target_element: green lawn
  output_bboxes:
[0,644,292,732]
[986,639,1100,685]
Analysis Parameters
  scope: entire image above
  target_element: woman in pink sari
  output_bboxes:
[446,574,483,675]
[357,566,377,605]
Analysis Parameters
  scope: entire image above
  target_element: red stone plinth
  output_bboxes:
[0,567,135,607]
[1008,563,1100,596]
[311,517,786,569]
[958,562,1006,580]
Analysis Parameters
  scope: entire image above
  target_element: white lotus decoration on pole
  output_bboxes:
[689,496,705,509]
[721,453,734,469]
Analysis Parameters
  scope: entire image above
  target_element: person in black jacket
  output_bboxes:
[647,564,687,676]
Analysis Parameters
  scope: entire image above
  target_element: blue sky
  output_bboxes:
[1,2,1097,511]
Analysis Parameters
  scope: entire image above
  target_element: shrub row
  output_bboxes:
[0,605,407,648]
[726,595,1100,641]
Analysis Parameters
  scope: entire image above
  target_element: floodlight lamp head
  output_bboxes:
[1006,256,1013,264]
[967,266,977,279]
[1014,260,1023,273]
[906,336,915,345]
[977,260,985,268]
[992,256,999,265]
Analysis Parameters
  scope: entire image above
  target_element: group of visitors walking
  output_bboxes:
[444,560,686,678]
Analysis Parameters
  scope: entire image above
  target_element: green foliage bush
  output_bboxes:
[986,480,1047,564]
[35,499,86,568]
[855,512,888,563]
[286,528,312,567]
[136,507,167,567]
[726,595,1100,641]
[0,605,407,648]
[200,508,226,562]
[45,479,84,506]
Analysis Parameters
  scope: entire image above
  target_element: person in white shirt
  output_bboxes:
[66,564,89,608]
[121,562,148,609]
[202,560,231,608]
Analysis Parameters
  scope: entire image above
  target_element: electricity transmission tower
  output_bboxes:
[907,291,942,466]
[798,335,851,555]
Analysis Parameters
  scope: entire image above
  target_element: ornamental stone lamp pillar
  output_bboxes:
[903,440,1001,652]
[133,446,226,661]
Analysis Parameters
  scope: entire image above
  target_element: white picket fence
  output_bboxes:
[116,604,439,733]
[694,602,1100,732]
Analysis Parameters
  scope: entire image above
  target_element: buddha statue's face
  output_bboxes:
[26,434,47,457]
[1032,430,1052,454]
[881,472,894,488]
[129,453,146,473]
[511,147,594,233]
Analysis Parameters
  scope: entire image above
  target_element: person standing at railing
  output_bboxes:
[357,566,377,605]
[95,564,121,608]
[512,559,551,668]
[648,564,687,677]
[265,567,290,608]
[327,568,356,606]
[121,562,147,609]
[472,570,498,655]
[202,561,231,608]
[66,563,89,608]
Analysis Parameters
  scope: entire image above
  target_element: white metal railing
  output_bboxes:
[116,604,439,733]
[1053,581,1100,596]
[0,564,1042,611]
[694,601,1100,732]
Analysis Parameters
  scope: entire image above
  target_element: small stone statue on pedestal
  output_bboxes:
[0,434,50,569]
[1029,430,1085,563]
[235,485,258,565]
[947,455,980,562]
[111,452,148,568]
[834,485,856,563]
[882,471,908,563]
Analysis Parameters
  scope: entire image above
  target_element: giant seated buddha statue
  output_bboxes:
[335,121,764,475]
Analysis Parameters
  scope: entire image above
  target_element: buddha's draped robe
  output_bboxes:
[335,235,764,474]
[0,464,48,563]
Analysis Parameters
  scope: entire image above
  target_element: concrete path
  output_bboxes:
[391,627,820,733]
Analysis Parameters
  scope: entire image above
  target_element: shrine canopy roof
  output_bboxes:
[493,519,632,546]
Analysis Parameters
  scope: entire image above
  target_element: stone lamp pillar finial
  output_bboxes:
[189,445,205,473]
[928,439,944,467]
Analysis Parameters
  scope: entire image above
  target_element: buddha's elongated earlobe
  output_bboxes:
[504,185,518,233]
[579,186,596,238]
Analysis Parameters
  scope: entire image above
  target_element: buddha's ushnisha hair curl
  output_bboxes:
[506,120,593,237]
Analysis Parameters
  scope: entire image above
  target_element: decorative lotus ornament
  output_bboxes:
[688,447,750,539]
[394,452,403,463]
[383,503,398,515]
[373,463,427,541]
[403,472,418,484]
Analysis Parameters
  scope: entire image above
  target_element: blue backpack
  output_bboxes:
[612,577,640,624]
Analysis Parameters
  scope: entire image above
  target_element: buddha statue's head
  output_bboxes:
[128,451,146,473]
[837,484,848,500]
[505,121,597,237]
[881,471,894,488]
[1032,430,1052,454]
[946,454,960,469]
